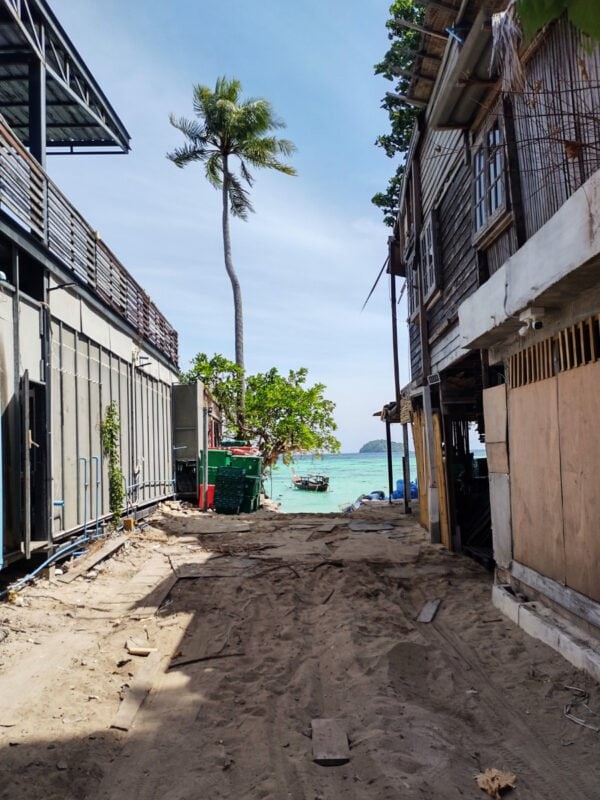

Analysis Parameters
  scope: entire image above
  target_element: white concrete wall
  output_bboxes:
[459,170,600,346]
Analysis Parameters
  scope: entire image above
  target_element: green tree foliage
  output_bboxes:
[181,354,341,470]
[373,1,424,226]
[100,402,125,528]
[517,0,600,41]
[167,77,297,383]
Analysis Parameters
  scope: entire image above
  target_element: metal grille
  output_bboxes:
[508,315,600,388]
[0,116,178,365]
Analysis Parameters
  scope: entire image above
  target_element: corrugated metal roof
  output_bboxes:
[0,0,130,153]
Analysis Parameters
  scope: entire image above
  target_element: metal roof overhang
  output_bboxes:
[428,8,496,130]
[0,0,130,153]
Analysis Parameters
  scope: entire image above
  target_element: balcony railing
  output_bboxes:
[0,116,178,365]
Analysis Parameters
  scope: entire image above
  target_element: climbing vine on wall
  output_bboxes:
[101,402,125,528]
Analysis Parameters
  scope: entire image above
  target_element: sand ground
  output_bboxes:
[1,502,599,799]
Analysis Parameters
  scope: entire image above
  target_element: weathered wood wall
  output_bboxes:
[514,17,600,241]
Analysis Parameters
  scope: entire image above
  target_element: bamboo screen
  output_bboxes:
[508,315,600,389]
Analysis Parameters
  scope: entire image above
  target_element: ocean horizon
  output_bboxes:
[266,451,417,514]
[266,449,486,514]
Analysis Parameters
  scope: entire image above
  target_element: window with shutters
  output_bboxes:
[407,263,419,317]
[473,118,507,238]
[420,209,440,302]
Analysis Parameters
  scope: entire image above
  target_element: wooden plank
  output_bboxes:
[417,597,441,623]
[411,409,429,529]
[511,560,600,630]
[589,318,597,362]
[486,442,509,474]
[483,385,507,443]
[311,719,350,765]
[130,574,178,619]
[509,379,565,584]
[558,362,600,602]
[59,535,127,583]
[558,331,565,372]
[579,321,586,365]
[433,413,451,549]
[111,651,162,731]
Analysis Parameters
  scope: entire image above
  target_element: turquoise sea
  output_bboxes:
[265,452,417,514]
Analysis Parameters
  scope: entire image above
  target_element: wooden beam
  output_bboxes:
[394,18,449,41]
[414,0,459,12]
[391,66,435,82]
[386,91,428,108]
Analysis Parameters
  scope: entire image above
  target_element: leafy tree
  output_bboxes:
[181,354,341,470]
[517,0,600,41]
[373,1,424,226]
[167,77,297,402]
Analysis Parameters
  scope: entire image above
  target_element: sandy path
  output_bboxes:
[1,506,599,799]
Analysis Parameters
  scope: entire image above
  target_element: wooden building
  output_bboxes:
[0,0,183,567]
[393,1,600,629]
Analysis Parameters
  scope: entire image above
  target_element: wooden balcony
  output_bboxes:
[0,116,178,365]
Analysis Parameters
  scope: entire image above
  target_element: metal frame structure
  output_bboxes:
[0,0,130,165]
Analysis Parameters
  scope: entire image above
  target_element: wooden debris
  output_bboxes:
[475,768,517,799]
[111,651,162,731]
[169,651,245,669]
[311,718,350,765]
[348,522,393,532]
[125,639,157,657]
[130,574,178,619]
[59,536,127,584]
[417,598,441,623]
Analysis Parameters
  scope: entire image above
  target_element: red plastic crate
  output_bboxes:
[198,484,215,509]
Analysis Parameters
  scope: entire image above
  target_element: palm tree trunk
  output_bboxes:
[222,157,245,432]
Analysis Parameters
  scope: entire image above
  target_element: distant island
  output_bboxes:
[359,439,403,454]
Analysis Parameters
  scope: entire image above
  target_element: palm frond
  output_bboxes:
[239,159,254,187]
[240,136,297,175]
[227,172,254,220]
[215,76,242,103]
[168,113,207,144]
[166,141,209,167]
[205,152,223,188]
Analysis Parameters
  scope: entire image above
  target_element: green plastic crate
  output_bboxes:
[230,455,262,477]
[243,475,261,497]
[199,449,232,469]
[240,495,259,513]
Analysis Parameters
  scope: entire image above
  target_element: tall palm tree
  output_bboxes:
[167,77,296,382]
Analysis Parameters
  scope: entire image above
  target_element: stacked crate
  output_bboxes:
[230,455,263,513]
[214,466,246,514]
[198,449,231,509]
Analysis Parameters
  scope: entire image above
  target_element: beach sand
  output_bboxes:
[1,502,598,799]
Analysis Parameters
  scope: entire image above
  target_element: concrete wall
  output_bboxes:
[459,170,600,348]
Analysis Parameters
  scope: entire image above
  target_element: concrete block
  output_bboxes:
[518,602,560,650]
[493,585,600,683]
[491,584,521,624]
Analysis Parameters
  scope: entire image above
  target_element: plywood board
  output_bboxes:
[486,442,509,474]
[433,413,451,549]
[311,719,350,765]
[508,379,565,584]
[411,410,429,529]
[417,598,441,623]
[59,535,127,583]
[483,384,507,443]
[111,651,162,731]
[558,363,600,602]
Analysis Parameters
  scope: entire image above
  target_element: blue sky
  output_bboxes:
[49,0,409,452]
